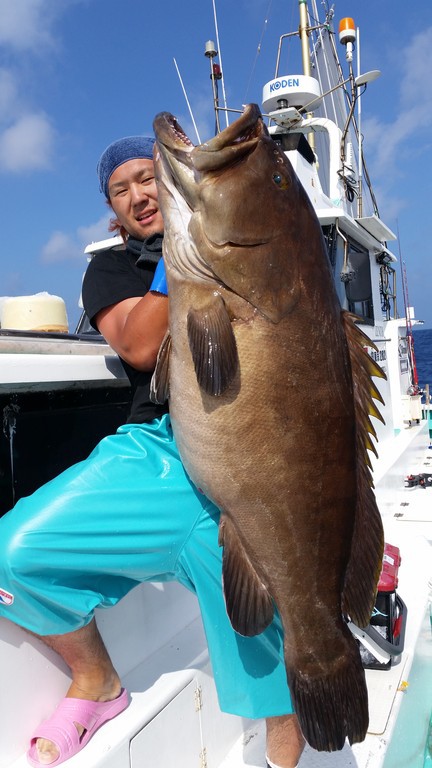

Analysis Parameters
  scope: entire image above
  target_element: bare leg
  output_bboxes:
[266,714,305,768]
[32,621,303,767]
[31,619,121,766]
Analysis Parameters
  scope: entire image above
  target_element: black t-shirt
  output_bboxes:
[82,241,169,424]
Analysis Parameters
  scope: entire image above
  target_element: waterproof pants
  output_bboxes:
[0,414,293,718]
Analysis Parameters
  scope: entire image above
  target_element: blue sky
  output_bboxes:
[1,0,431,330]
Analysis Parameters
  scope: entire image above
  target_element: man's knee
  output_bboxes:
[0,507,37,582]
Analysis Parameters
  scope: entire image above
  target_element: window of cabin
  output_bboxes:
[345,241,373,323]
[321,228,374,324]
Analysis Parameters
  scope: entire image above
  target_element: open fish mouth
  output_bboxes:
[153,103,273,249]
[154,103,265,174]
[153,113,194,163]
[153,102,298,291]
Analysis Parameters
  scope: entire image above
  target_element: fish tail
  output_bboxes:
[287,633,368,752]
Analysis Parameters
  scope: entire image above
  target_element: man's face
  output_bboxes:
[108,158,164,240]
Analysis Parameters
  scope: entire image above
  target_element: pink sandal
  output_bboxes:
[27,688,129,767]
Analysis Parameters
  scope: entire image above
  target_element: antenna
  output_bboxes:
[205,40,223,134]
[211,0,229,127]
[173,58,201,144]
[357,26,363,217]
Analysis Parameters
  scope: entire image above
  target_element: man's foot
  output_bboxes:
[27,618,124,765]
[32,680,124,766]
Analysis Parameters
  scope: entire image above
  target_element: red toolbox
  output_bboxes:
[350,543,407,670]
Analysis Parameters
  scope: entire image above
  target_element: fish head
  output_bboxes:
[154,104,323,322]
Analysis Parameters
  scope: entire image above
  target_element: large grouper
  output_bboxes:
[151,104,385,752]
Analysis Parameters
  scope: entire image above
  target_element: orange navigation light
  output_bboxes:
[339,17,356,45]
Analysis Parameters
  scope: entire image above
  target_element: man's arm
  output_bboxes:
[96,293,168,371]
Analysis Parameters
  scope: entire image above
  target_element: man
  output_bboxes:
[0,136,304,768]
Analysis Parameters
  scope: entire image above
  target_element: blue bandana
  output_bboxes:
[97,136,156,199]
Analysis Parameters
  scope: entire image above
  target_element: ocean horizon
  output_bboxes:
[412,328,432,391]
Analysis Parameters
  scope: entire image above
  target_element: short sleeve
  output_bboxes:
[82,248,152,330]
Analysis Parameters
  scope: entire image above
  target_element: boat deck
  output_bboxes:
[221,424,432,768]
[3,424,431,768]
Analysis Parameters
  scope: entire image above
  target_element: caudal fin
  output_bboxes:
[287,633,368,752]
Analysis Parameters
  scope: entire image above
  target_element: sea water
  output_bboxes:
[413,328,432,391]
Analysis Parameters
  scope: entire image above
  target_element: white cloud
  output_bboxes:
[399,28,432,108]
[360,26,432,222]
[368,183,407,224]
[41,215,112,264]
[0,0,86,174]
[363,26,432,180]
[77,216,113,246]
[0,113,55,172]
[0,5,58,175]
[0,69,19,117]
[0,0,63,52]
[0,0,86,52]
[41,232,80,264]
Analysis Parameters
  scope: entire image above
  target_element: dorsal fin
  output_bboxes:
[341,311,385,627]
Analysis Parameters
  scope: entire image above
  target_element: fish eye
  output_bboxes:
[272,171,289,189]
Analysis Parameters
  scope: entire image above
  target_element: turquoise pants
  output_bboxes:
[0,414,293,718]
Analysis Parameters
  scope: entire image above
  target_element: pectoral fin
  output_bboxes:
[150,330,172,404]
[187,294,238,396]
[219,513,274,637]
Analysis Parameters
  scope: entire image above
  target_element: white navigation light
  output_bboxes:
[204,40,217,58]
[262,75,322,114]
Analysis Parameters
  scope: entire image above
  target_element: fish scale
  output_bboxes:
[151,103,385,752]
